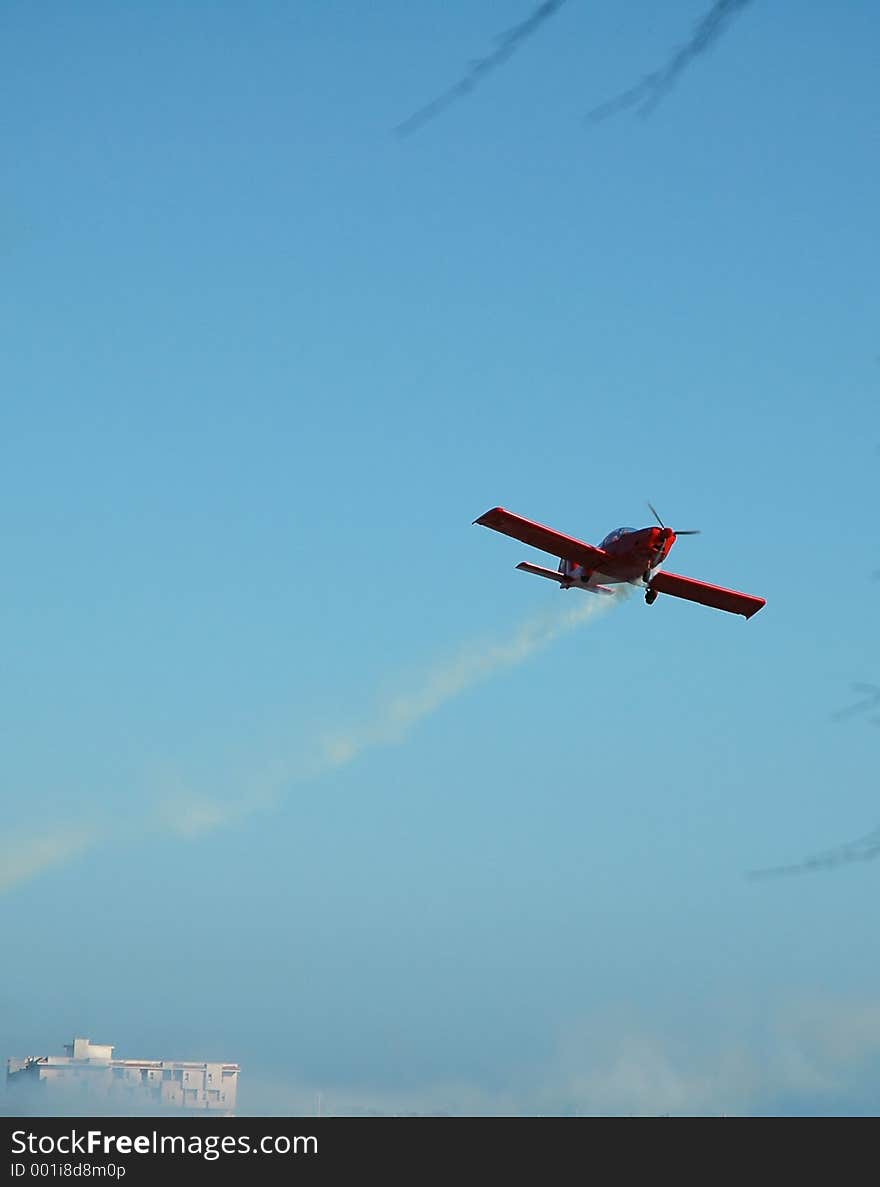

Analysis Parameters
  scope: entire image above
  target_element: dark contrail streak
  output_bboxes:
[749,681,880,879]
[831,683,880,724]
[748,826,880,880]
[395,1,570,137]
[587,0,754,123]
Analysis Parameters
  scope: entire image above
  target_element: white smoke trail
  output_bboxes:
[316,592,622,769]
[152,594,622,837]
[0,591,624,888]
[0,826,101,893]
[156,768,286,839]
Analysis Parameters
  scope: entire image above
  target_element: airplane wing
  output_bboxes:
[650,570,766,619]
[474,507,609,571]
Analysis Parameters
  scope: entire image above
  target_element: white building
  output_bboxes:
[7,1037,239,1115]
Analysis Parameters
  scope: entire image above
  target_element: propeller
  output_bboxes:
[647,502,700,535]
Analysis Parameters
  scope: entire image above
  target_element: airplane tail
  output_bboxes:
[516,561,566,583]
[516,562,615,594]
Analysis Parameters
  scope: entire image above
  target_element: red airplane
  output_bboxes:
[474,503,766,619]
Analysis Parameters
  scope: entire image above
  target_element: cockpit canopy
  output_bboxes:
[599,527,636,549]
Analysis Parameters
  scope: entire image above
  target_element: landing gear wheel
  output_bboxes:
[645,589,658,606]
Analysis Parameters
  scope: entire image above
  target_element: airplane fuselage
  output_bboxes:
[559,525,676,589]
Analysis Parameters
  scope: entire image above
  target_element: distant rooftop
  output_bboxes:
[7,1037,240,1114]
[63,1038,114,1061]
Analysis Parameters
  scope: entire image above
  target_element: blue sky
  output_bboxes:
[2,0,878,1116]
